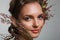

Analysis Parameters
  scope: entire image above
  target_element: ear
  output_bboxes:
[10,16,17,27]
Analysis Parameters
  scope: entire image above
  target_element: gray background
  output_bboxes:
[0,0,60,40]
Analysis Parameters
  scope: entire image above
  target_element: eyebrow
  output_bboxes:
[22,13,48,20]
[23,13,45,18]
[39,13,44,16]
[24,13,44,16]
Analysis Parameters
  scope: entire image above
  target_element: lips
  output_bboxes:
[31,29,40,33]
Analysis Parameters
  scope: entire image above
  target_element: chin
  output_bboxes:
[31,33,40,38]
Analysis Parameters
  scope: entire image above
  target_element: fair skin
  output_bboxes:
[17,2,45,38]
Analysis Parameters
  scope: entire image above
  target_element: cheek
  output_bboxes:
[20,21,33,30]
[41,20,44,24]
[39,20,45,27]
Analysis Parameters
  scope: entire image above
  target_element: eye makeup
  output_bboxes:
[23,16,32,21]
[38,13,48,20]
[21,13,48,22]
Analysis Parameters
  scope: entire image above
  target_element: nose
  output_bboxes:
[33,19,39,28]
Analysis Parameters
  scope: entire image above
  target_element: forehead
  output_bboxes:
[20,2,43,16]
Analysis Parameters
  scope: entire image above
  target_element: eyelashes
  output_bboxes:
[38,14,48,20]
[38,15,44,20]
[23,16,31,21]
[23,14,48,21]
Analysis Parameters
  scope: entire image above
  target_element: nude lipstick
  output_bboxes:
[31,29,39,33]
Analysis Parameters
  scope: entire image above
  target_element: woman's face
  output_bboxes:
[18,2,45,38]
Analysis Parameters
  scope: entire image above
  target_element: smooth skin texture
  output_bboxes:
[18,2,45,38]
